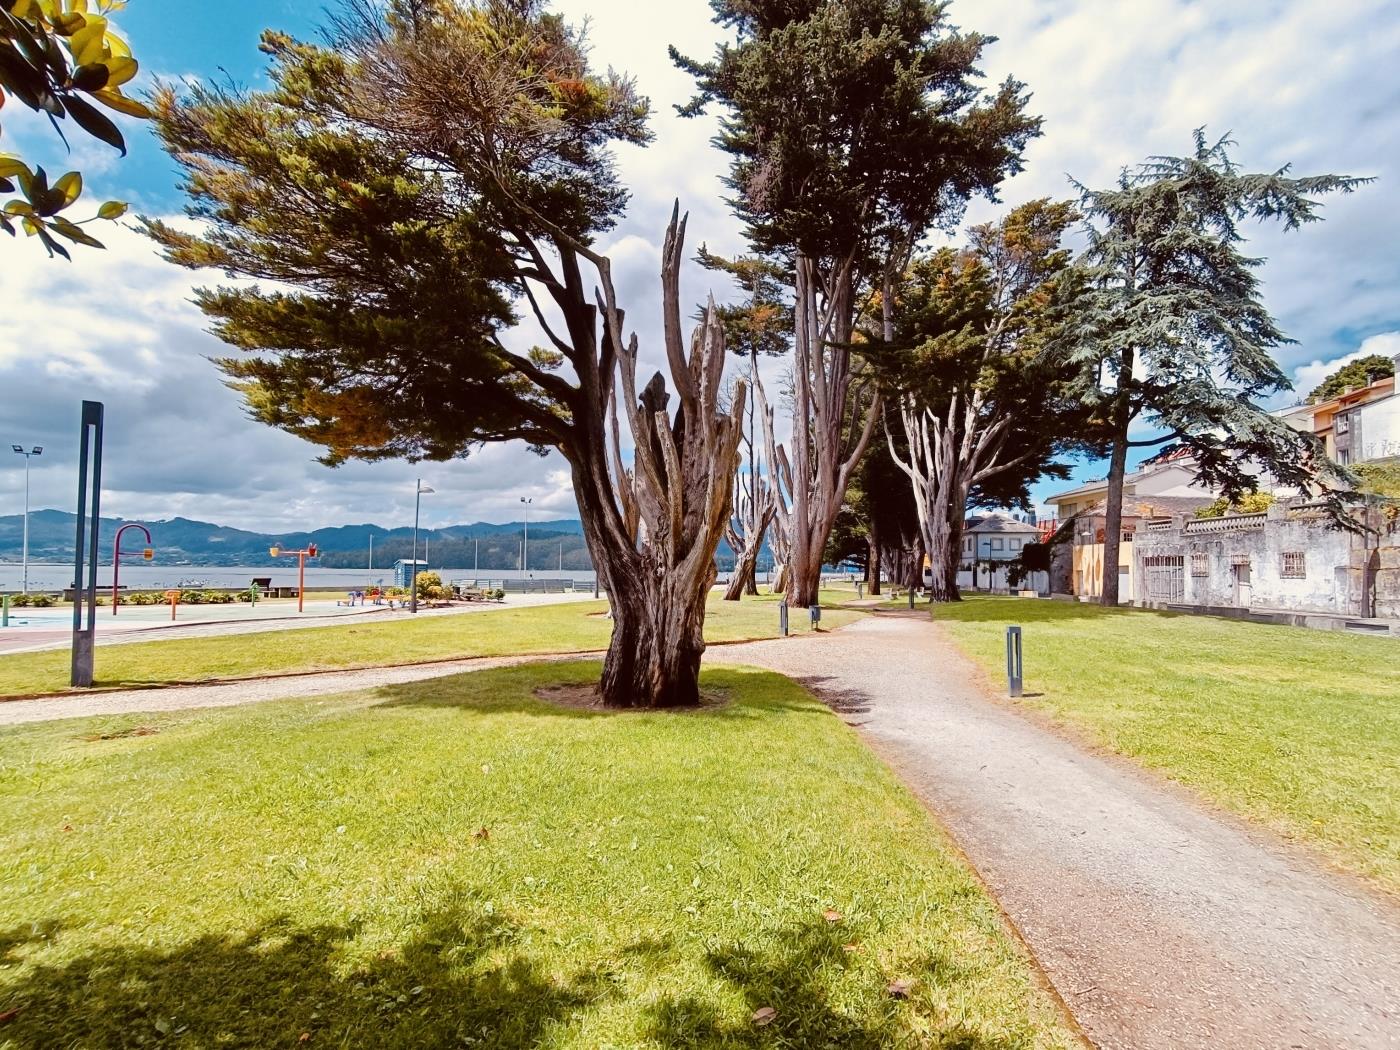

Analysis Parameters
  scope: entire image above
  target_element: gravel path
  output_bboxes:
[715,612,1400,1050]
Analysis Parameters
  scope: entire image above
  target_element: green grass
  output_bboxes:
[0,591,863,698]
[932,596,1400,894]
[0,663,1076,1049]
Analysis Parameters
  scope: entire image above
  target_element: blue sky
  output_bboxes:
[3,0,1398,533]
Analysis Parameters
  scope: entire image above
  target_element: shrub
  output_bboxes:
[1195,492,1275,519]
[27,594,55,608]
[9,593,30,607]
[414,571,443,600]
[491,587,505,601]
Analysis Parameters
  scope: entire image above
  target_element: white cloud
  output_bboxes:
[6,0,1399,529]
[1292,331,1400,398]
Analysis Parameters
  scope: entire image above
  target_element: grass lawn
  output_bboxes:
[0,662,1077,1049]
[933,596,1400,895]
[0,591,863,699]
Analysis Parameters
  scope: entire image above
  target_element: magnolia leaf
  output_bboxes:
[92,88,152,119]
[61,93,125,154]
[51,216,105,248]
[97,199,127,219]
[103,55,137,87]
[54,170,82,206]
[4,201,35,216]
[0,158,30,179]
[71,63,110,91]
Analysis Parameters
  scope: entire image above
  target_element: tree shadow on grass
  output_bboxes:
[645,918,1024,1050]
[0,907,614,1048]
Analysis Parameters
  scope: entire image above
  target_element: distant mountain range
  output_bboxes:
[0,510,591,569]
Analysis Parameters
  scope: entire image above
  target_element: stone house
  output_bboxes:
[1131,500,1400,624]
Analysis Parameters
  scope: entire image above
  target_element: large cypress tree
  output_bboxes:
[145,0,748,708]
[1061,131,1368,605]
[673,0,1040,606]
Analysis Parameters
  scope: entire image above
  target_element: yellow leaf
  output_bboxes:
[97,200,126,220]
[102,56,137,87]
[21,216,40,236]
[71,15,109,66]
[55,170,82,205]
[4,201,35,216]
[0,158,30,179]
[92,89,152,119]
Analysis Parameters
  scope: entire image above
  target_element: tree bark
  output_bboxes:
[866,528,882,595]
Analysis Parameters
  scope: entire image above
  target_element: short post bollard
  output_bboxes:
[809,603,821,631]
[165,589,181,622]
[1006,625,1023,698]
[907,586,915,609]
[855,581,864,600]
[1,594,9,627]
[778,600,789,637]
[247,582,260,608]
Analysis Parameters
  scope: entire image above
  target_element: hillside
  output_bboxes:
[0,511,589,569]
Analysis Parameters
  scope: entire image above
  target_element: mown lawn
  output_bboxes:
[933,596,1400,895]
[0,591,863,699]
[0,663,1077,1049]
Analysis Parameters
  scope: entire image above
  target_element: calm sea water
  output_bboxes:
[0,564,598,592]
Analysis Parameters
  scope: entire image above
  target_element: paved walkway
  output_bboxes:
[715,613,1400,1050]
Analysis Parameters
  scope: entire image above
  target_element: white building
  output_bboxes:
[957,513,1044,593]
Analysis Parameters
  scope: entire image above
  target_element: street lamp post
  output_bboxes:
[520,496,532,577]
[10,445,43,593]
[269,542,318,612]
[410,479,434,613]
[111,523,153,614]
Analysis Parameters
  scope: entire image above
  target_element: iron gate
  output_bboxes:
[1143,555,1185,603]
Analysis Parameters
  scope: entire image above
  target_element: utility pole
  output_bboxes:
[368,533,373,572]
[474,537,479,576]
[519,496,532,575]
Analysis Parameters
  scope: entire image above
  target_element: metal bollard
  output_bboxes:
[1006,625,1023,697]
[856,581,864,600]
[907,586,915,609]
[779,600,789,637]
[1,594,8,627]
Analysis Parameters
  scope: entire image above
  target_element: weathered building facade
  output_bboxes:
[1131,500,1400,623]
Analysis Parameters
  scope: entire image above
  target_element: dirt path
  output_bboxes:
[715,612,1400,1050]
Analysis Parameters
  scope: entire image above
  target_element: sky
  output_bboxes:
[2,0,1398,533]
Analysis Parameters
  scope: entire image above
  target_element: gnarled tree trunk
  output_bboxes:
[567,206,747,708]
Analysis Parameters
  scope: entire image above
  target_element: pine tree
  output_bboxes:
[1061,131,1368,605]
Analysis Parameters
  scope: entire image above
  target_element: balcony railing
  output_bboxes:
[1182,512,1267,534]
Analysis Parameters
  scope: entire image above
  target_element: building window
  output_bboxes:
[1336,415,1349,435]
[1280,551,1306,579]
[990,538,1004,551]
[1338,448,1350,465]
[1191,552,1208,577]
[1010,538,1022,550]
